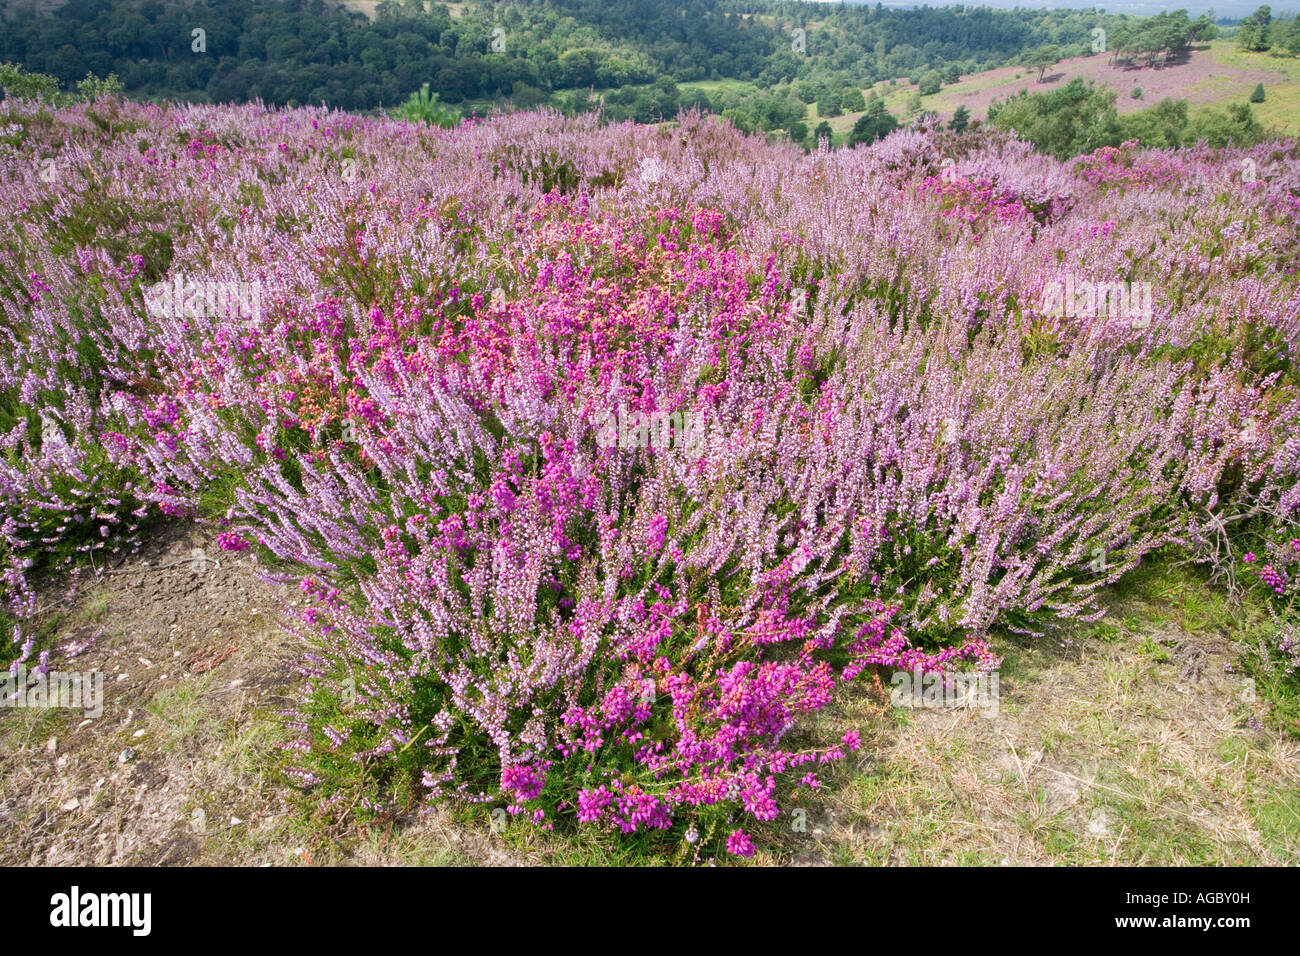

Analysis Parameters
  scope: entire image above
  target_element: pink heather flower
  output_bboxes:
[216,531,250,552]
[1258,565,1287,594]
[501,763,546,802]
[726,829,755,858]
[798,343,817,372]
[576,786,613,823]
[1243,553,1256,563]
[646,514,667,557]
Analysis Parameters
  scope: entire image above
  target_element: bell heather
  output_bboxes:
[1,95,1298,856]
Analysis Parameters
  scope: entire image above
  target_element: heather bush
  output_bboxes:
[1232,525,1300,714]
[2,97,1298,855]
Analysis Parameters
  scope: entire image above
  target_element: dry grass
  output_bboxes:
[3,531,1296,866]
[795,568,1300,867]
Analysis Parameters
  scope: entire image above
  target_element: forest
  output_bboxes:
[0,0,1125,112]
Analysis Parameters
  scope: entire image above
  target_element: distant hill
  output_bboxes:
[4,1,1296,150]
[920,40,1299,137]
[0,0,1128,111]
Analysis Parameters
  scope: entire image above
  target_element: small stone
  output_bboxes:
[60,798,80,812]
[1087,809,1110,837]
[132,729,146,739]
[46,737,57,752]
[119,748,137,764]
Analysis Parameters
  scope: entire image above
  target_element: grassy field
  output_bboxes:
[338,0,471,18]
[676,78,757,98]
[808,40,1300,145]
[1208,40,1300,136]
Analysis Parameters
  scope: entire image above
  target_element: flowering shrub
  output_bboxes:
[1241,535,1300,683]
[1074,140,1187,189]
[2,96,1299,856]
[916,174,1038,227]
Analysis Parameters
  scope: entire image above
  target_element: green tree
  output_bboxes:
[817,94,842,118]
[917,70,942,96]
[0,63,121,105]
[949,104,970,133]
[1268,14,1300,54]
[1237,6,1273,52]
[1250,83,1265,103]
[987,78,1122,159]
[557,48,599,88]
[849,97,900,145]
[840,86,866,112]
[77,72,123,101]
[1023,44,1060,83]
[1185,101,1265,147]
[394,83,460,126]
[1120,97,1189,149]
[0,62,62,102]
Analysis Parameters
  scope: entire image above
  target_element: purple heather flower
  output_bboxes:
[726,829,755,858]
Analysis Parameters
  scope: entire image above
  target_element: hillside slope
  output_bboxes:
[2,96,1298,864]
